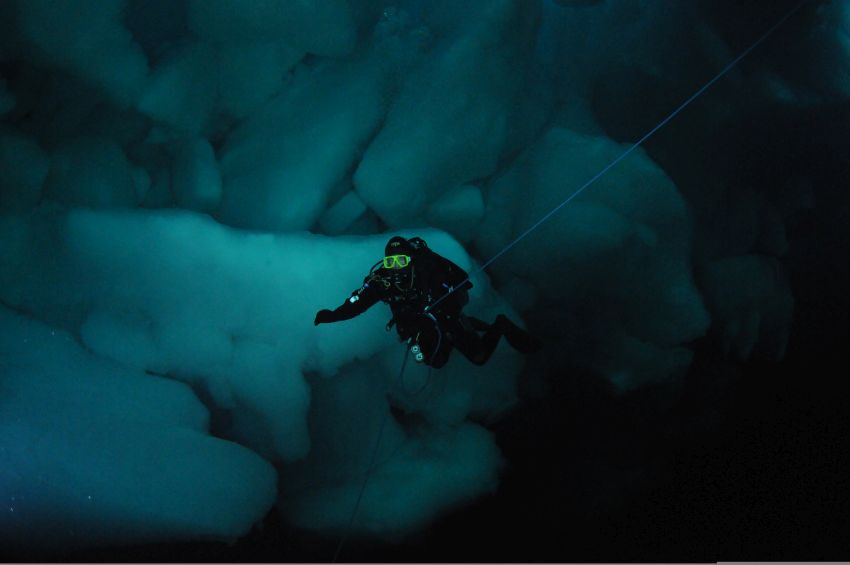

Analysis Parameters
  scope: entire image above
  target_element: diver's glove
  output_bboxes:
[314,309,334,326]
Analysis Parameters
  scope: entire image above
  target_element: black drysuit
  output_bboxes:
[314,248,538,368]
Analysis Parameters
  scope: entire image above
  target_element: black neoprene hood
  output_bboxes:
[385,236,412,256]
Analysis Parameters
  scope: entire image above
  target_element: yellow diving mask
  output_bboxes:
[383,254,411,269]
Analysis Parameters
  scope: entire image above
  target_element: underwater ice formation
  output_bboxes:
[0,0,833,552]
[475,128,710,390]
[0,306,277,552]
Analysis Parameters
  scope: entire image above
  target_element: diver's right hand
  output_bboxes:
[314,309,334,326]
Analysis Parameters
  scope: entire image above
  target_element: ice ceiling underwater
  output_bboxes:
[1,0,845,555]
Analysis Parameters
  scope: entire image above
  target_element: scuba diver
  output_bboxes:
[313,236,541,368]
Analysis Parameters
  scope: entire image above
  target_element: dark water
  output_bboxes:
[63,144,850,561]
[63,275,850,562]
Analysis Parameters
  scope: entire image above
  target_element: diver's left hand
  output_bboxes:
[314,309,334,326]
